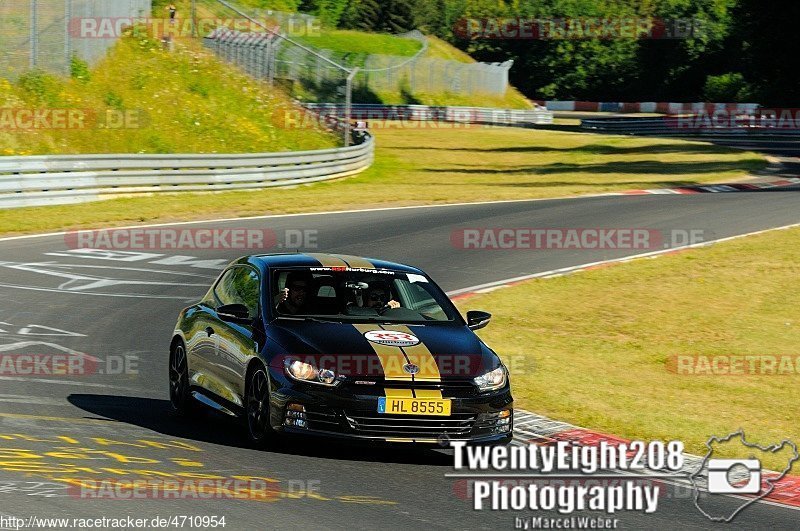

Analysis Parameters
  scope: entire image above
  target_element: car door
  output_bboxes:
[186,268,242,404]
[211,265,261,408]
[184,299,220,397]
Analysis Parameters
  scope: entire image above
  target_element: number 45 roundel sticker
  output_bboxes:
[364,330,420,347]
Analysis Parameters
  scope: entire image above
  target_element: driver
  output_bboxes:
[276,271,314,315]
[364,282,400,310]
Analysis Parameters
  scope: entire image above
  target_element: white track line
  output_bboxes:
[0,195,622,244]
[446,221,800,297]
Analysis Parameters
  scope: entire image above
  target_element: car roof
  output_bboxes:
[237,253,424,275]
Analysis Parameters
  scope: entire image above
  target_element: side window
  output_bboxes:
[214,267,260,317]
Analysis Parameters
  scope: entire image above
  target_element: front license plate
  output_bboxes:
[377,397,451,416]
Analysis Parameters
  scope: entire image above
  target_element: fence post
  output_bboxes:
[30,0,39,69]
[191,0,198,37]
[344,67,358,147]
[65,0,72,75]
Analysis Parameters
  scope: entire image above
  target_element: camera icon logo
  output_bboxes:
[707,459,761,494]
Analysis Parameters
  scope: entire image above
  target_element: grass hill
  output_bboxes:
[0,32,338,156]
[170,0,533,108]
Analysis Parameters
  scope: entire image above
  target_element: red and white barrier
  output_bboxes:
[534,100,760,114]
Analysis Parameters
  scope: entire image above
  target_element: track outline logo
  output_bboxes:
[688,429,799,522]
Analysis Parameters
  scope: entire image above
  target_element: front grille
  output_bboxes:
[341,378,477,398]
[344,410,476,438]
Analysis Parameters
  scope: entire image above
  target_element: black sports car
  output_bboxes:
[170,253,513,445]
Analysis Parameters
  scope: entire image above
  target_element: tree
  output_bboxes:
[381,0,415,33]
[339,0,382,31]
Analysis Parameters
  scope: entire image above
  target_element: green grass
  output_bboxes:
[0,33,337,156]
[424,36,473,63]
[456,226,800,471]
[373,89,533,109]
[298,30,423,58]
[0,127,765,236]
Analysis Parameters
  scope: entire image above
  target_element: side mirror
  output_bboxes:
[466,310,492,331]
[217,303,251,323]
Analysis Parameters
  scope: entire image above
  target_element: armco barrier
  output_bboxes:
[0,136,374,209]
[303,103,554,126]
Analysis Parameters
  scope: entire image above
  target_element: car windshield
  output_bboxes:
[271,268,459,323]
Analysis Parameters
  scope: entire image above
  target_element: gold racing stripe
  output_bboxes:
[352,324,412,381]
[333,254,375,269]
[384,388,414,399]
[381,325,441,382]
[307,253,349,268]
[413,389,444,399]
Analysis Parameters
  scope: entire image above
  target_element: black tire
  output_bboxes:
[169,341,193,415]
[246,366,274,446]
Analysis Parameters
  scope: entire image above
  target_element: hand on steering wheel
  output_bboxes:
[377,300,400,314]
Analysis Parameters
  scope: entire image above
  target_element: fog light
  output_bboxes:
[494,423,511,433]
[284,403,308,428]
[477,409,512,434]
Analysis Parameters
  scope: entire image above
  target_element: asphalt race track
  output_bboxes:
[0,186,799,529]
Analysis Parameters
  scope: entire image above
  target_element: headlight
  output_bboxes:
[284,359,339,386]
[473,365,507,391]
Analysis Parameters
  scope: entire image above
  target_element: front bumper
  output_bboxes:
[268,371,513,444]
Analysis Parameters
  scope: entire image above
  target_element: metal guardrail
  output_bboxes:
[0,135,374,209]
[581,117,800,136]
[305,103,554,126]
[0,102,552,210]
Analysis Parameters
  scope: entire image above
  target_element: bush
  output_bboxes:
[703,72,753,102]
[16,70,63,105]
[70,56,91,82]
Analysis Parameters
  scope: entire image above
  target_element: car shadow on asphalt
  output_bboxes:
[67,394,453,466]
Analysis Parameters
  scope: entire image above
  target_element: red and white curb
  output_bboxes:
[617,177,800,196]
[509,410,800,510]
[532,100,759,114]
[611,152,800,195]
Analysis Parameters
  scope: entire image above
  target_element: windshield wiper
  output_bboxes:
[276,315,342,323]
